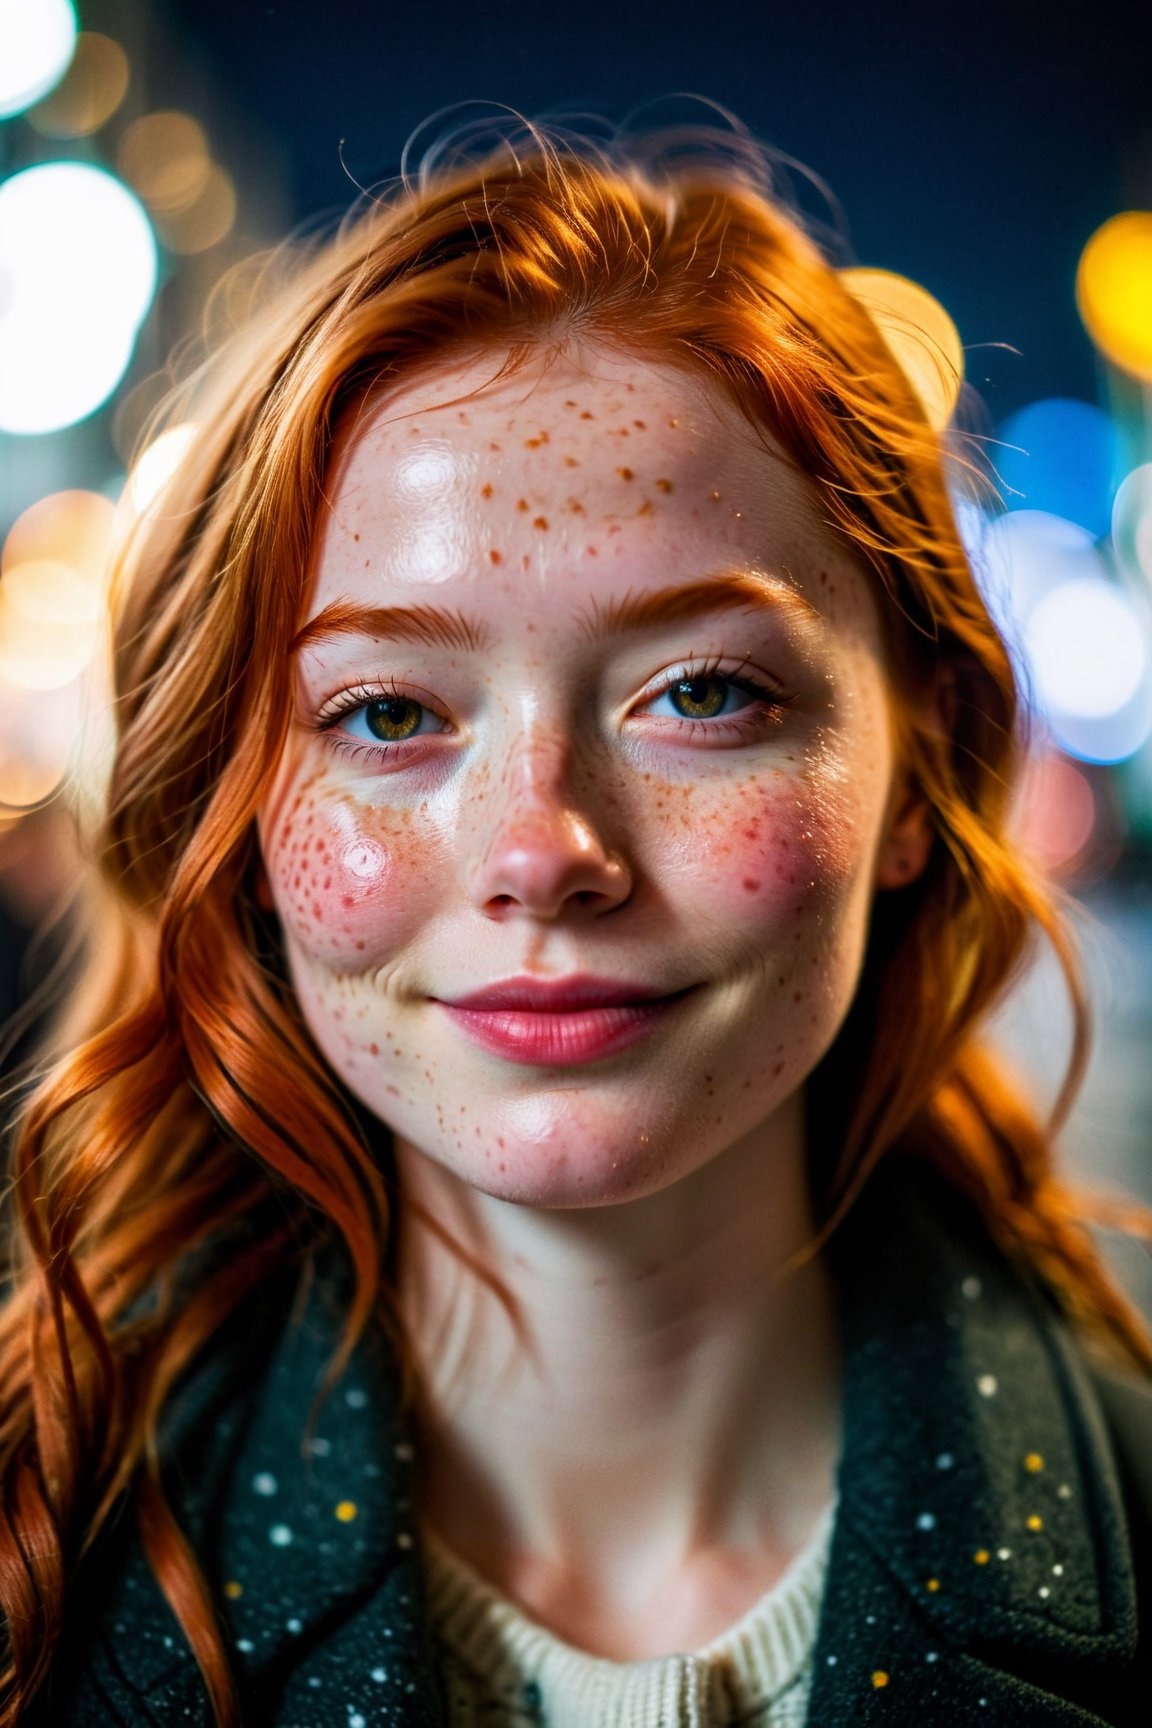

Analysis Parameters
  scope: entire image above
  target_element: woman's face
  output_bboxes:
[259,352,923,1207]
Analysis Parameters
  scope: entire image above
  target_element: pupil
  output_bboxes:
[674,676,725,718]
[366,698,419,740]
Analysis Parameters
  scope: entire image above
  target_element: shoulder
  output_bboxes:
[809,1155,1152,1725]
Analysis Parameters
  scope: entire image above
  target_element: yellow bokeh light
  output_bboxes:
[2,489,115,592]
[0,565,100,690]
[118,111,210,215]
[0,749,68,811]
[128,423,199,514]
[1077,212,1152,383]
[28,32,129,137]
[0,666,86,811]
[154,163,237,255]
[840,266,964,430]
[4,561,101,628]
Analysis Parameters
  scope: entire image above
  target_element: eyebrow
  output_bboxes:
[292,572,819,656]
[292,602,490,654]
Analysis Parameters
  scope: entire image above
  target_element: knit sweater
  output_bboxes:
[424,1505,834,1727]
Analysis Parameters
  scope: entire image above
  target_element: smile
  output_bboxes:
[434,976,696,1066]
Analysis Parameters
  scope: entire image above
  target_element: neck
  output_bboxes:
[393,1101,841,1654]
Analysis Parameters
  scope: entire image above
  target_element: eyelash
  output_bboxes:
[315,661,793,762]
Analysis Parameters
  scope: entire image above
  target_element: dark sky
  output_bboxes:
[165,0,1151,420]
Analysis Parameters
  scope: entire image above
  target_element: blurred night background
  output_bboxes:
[1,0,1151,1303]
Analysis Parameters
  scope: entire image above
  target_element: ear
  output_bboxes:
[875,776,935,890]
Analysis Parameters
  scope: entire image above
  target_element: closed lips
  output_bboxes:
[441,978,689,1012]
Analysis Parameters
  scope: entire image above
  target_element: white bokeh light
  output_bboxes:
[1026,577,1147,720]
[1112,463,1152,584]
[128,423,198,513]
[0,162,157,434]
[0,0,76,119]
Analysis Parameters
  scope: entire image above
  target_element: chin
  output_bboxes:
[388,1088,693,1212]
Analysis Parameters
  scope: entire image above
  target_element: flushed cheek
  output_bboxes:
[660,769,872,917]
[265,790,436,969]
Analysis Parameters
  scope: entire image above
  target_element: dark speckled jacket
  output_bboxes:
[26,1161,1152,1726]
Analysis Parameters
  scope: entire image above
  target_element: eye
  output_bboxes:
[646,672,770,722]
[329,692,445,746]
[354,691,430,739]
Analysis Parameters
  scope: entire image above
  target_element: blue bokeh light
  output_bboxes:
[995,398,1120,540]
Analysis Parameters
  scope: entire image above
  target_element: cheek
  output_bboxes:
[263,782,435,968]
[679,759,877,919]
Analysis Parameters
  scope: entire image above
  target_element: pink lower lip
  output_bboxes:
[438,995,689,1066]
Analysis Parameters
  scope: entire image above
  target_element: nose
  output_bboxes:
[468,731,632,921]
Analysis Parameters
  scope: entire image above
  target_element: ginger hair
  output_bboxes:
[1,126,1147,1724]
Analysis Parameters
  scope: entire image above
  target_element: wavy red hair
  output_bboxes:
[1,126,1148,1724]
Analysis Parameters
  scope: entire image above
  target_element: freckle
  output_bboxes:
[773,1062,784,1077]
[353,531,361,542]
[564,455,580,467]
[616,466,634,481]
[522,555,530,571]
[489,441,502,451]
[633,419,647,429]
[567,498,584,514]
[516,498,529,512]
[579,410,594,419]
[386,1084,400,1098]
[532,516,549,531]
[456,411,470,424]
[636,499,653,516]
[524,437,544,449]
[616,426,630,436]
[481,483,493,499]
[489,549,502,565]
[656,478,673,493]
[564,399,577,408]
[363,559,370,569]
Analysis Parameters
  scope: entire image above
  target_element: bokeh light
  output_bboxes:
[1026,579,1146,718]
[1077,212,1152,383]
[1112,464,1152,585]
[154,163,237,254]
[0,491,114,706]
[840,266,964,429]
[0,672,84,810]
[118,111,210,213]
[2,489,117,588]
[1014,752,1097,877]
[128,423,198,513]
[27,31,129,137]
[1024,576,1152,764]
[995,398,1119,539]
[0,0,76,119]
[0,163,157,434]
[976,508,1098,651]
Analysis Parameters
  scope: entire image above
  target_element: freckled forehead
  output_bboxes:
[313,352,880,640]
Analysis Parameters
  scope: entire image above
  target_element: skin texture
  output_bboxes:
[259,350,932,1656]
